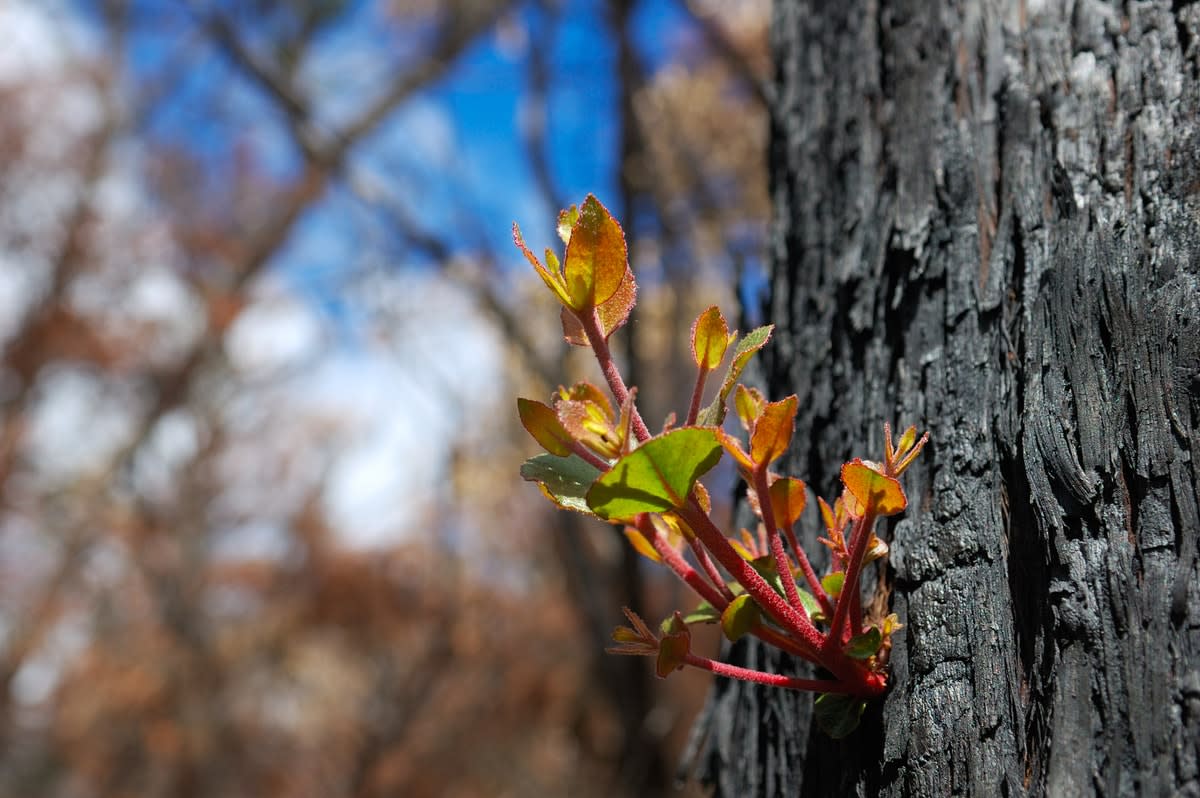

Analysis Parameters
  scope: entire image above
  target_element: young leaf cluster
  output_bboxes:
[515,195,928,738]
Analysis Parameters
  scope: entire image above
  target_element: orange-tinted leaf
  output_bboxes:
[560,266,637,345]
[728,536,755,561]
[691,306,731,371]
[692,481,711,513]
[608,609,660,657]
[769,476,808,529]
[623,526,662,563]
[841,459,907,516]
[517,398,574,456]
[749,395,798,466]
[655,614,691,678]
[563,194,627,311]
[818,496,837,532]
[863,533,889,564]
[658,515,693,547]
[556,399,618,458]
[611,626,644,645]
[715,428,755,472]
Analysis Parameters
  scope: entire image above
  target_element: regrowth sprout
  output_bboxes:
[515,195,927,737]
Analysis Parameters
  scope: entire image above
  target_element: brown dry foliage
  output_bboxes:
[0,2,767,797]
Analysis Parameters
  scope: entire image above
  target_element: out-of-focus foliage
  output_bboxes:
[0,0,767,795]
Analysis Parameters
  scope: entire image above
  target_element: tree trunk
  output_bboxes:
[695,1,1200,795]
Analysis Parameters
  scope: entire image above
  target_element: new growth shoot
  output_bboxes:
[515,195,927,738]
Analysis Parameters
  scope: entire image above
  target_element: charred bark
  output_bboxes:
[694,1,1200,795]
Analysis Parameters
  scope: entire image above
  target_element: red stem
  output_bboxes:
[825,509,877,649]
[568,440,611,472]
[678,501,823,651]
[579,308,652,443]
[750,623,822,664]
[686,534,735,602]
[682,653,868,695]
[686,366,709,426]
[752,467,805,613]
[637,515,728,611]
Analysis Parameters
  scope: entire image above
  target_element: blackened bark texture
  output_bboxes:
[696,1,1200,796]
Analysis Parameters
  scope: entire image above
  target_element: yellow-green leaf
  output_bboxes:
[695,324,773,426]
[720,594,761,642]
[821,571,844,599]
[513,223,571,307]
[841,459,907,516]
[587,427,722,521]
[796,588,823,621]
[733,384,765,431]
[682,601,722,624]
[691,306,731,371]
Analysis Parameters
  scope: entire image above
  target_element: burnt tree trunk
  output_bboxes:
[695,1,1200,795]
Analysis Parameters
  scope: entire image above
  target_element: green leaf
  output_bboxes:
[691,305,731,371]
[587,427,722,521]
[682,601,721,625]
[845,627,883,660]
[814,693,867,738]
[696,324,774,426]
[821,572,845,599]
[748,555,786,597]
[796,589,822,620]
[520,453,603,515]
[720,594,761,642]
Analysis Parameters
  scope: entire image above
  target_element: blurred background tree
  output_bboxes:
[0,0,769,795]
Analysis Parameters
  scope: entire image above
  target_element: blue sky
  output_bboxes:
[111,0,703,292]
[24,0,756,547]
